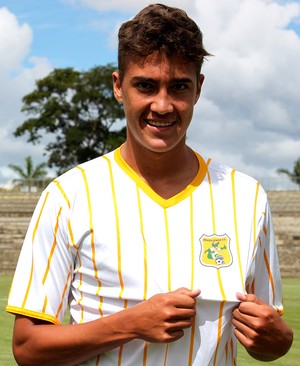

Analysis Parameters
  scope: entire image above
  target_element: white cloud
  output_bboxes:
[0,7,52,185]
[0,7,32,72]
[63,0,196,13]
[188,0,300,180]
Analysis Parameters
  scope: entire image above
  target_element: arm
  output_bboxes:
[13,288,200,366]
[232,293,293,361]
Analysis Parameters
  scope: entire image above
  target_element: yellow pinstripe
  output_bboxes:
[206,158,226,365]
[55,264,73,319]
[164,208,172,292]
[213,301,225,366]
[231,170,245,291]
[102,156,125,300]
[136,186,148,301]
[22,191,50,308]
[188,195,196,366]
[42,296,48,313]
[42,207,62,285]
[76,166,98,279]
[54,179,71,208]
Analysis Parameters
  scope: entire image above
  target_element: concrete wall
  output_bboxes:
[0,190,299,277]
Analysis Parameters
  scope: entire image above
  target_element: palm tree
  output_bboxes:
[8,156,48,192]
[277,158,300,189]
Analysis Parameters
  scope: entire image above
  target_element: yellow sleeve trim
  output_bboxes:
[275,306,284,316]
[6,305,61,325]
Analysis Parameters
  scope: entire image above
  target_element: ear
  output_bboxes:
[112,71,123,104]
[194,74,205,104]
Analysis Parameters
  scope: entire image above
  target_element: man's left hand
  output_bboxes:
[232,292,293,361]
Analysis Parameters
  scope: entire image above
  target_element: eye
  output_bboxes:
[172,83,189,92]
[134,81,154,92]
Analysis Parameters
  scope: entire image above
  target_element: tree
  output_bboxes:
[277,158,300,189]
[9,156,48,192]
[14,65,126,174]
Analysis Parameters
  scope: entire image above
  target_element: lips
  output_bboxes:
[146,119,175,127]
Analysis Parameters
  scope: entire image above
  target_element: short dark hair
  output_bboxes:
[117,3,210,80]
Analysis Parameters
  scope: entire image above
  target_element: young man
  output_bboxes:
[7,4,293,365]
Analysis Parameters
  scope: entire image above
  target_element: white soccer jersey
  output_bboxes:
[7,147,283,366]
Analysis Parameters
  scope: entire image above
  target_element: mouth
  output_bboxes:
[146,119,175,128]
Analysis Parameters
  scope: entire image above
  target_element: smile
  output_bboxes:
[147,120,175,127]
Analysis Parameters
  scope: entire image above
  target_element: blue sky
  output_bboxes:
[1,0,300,188]
[1,0,126,69]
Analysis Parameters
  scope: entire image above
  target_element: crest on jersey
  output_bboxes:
[199,234,232,269]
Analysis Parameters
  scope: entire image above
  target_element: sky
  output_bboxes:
[0,0,300,188]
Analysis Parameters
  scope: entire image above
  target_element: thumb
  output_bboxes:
[236,292,267,305]
[174,287,201,298]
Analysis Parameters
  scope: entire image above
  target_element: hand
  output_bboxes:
[131,287,200,343]
[232,293,293,361]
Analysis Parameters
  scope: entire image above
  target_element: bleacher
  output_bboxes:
[0,191,39,274]
[0,190,299,276]
[267,191,300,277]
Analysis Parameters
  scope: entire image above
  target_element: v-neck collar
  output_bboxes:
[114,147,207,208]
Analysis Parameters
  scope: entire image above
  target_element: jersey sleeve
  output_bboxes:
[6,183,74,325]
[251,197,284,314]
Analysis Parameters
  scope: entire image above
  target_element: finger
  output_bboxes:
[166,329,185,342]
[190,289,201,298]
[173,288,201,298]
[232,312,249,329]
[232,312,254,329]
[168,289,200,309]
[170,307,197,320]
[167,318,194,332]
[233,327,252,348]
[236,292,267,306]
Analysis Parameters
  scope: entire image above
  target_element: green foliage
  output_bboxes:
[14,65,126,174]
[277,158,300,188]
[8,156,48,192]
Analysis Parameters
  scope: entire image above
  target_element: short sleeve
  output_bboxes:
[251,199,283,314]
[6,184,74,324]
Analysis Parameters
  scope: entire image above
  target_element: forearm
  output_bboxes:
[13,309,137,366]
[13,288,199,366]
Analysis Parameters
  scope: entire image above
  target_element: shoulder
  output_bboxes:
[52,150,115,184]
[201,155,268,202]
[43,150,117,204]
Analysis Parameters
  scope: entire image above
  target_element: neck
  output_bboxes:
[120,141,199,199]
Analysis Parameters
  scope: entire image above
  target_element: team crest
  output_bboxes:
[199,234,232,269]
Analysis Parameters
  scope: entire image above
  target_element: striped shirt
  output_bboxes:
[7,147,283,365]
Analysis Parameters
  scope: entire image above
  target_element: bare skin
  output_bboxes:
[13,288,200,366]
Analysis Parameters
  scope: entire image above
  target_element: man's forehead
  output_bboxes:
[124,53,198,79]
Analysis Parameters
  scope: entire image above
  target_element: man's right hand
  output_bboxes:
[129,287,200,343]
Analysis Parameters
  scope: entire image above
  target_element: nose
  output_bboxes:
[150,89,174,115]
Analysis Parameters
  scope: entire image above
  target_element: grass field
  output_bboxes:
[1,276,299,365]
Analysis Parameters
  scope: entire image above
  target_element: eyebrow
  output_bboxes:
[131,76,193,83]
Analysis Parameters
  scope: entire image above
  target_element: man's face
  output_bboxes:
[113,53,204,155]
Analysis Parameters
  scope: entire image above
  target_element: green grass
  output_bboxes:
[0,276,15,366]
[1,276,299,365]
